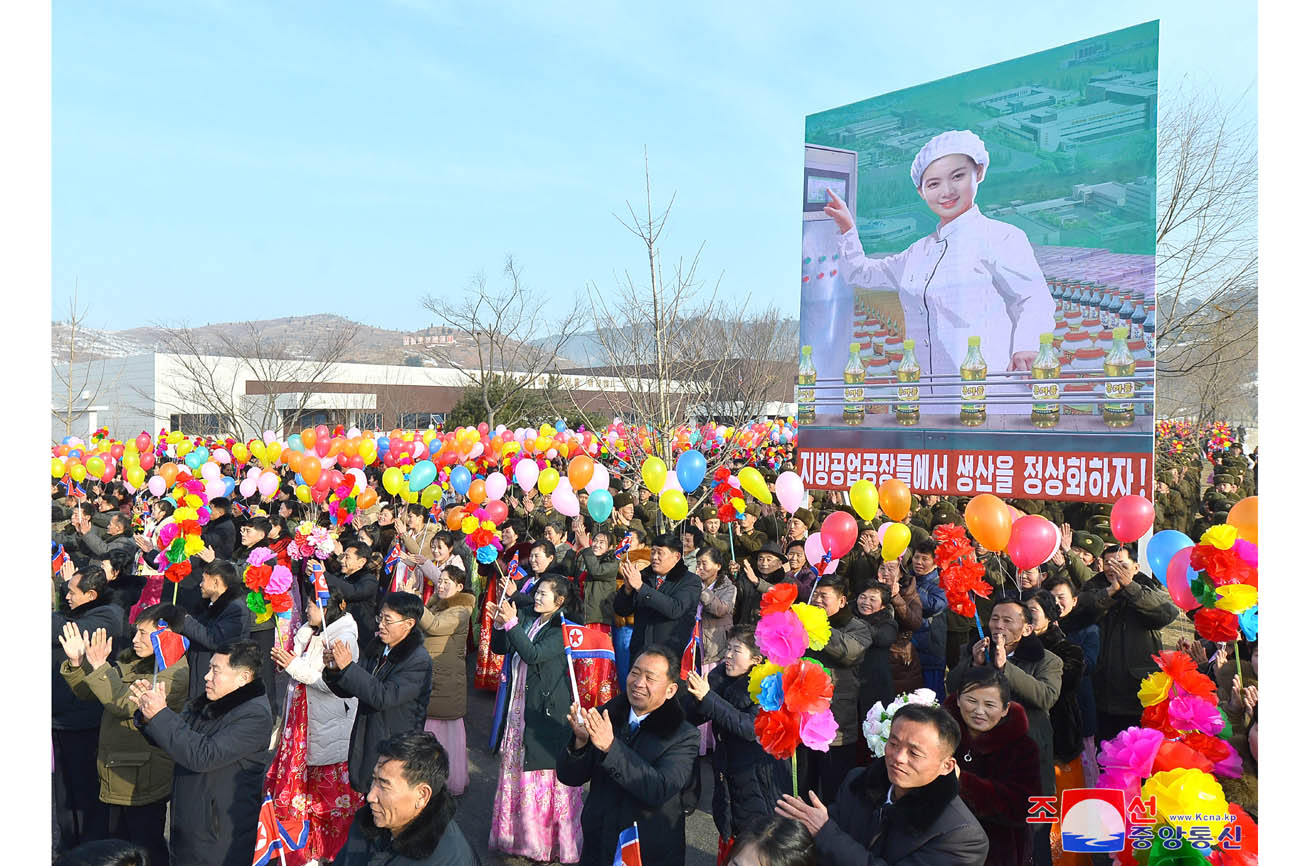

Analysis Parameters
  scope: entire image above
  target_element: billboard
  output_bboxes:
[798,22,1158,501]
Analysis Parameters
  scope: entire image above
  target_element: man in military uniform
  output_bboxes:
[605,493,646,540]
[633,486,662,534]
[732,508,769,562]
[929,500,962,530]
[521,489,560,540]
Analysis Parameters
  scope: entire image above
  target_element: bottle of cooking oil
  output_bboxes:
[797,345,816,425]
[1030,332,1061,428]
[896,339,920,426]
[843,342,866,425]
[959,336,987,426]
[1102,327,1135,428]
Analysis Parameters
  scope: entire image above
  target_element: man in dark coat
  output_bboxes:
[328,540,381,652]
[557,647,700,866]
[131,640,273,866]
[52,565,125,849]
[73,510,138,560]
[612,533,702,661]
[201,497,238,561]
[335,732,479,866]
[159,559,251,700]
[1077,544,1179,739]
[801,575,868,804]
[853,581,900,720]
[777,702,989,866]
[325,591,434,794]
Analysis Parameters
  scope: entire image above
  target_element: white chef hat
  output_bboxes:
[910,130,989,188]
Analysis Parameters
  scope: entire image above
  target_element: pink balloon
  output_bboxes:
[204,479,226,500]
[1165,546,1199,611]
[515,459,539,492]
[1112,495,1155,543]
[201,461,222,482]
[148,476,166,497]
[257,472,279,498]
[553,488,580,517]
[775,471,805,514]
[820,510,859,559]
[483,499,509,524]
[239,477,258,498]
[587,463,610,492]
[485,472,508,501]
[213,448,231,465]
[662,471,683,493]
[1006,515,1059,570]
[804,532,839,574]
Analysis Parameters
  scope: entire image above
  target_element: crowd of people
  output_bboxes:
[49,429,1259,866]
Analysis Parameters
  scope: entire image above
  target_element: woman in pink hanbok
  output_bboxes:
[486,575,584,863]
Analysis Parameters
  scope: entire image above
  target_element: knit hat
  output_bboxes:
[910,130,989,187]
[792,508,816,528]
[613,493,633,509]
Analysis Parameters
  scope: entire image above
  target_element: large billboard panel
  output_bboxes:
[798,22,1158,501]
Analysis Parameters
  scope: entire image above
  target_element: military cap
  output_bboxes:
[1072,532,1104,558]
[613,493,634,509]
[700,505,719,521]
[792,507,816,528]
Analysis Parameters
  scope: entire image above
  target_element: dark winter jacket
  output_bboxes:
[731,567,786,628]
[1039,623,1086,763]
[172,586,252,700]
[80,527,138,560]
[489,609,574,772]
[612,558,702,661]
[1059,611,1100,738]
[911,570,948,671]
[807,606,869,745]
[202,513,238,561]
[104,573,148,639]
[328,567,380,652]
[137,679,274,866]
[943,697,1040,866]
[814,759,989,866]
[1077,572,1180,718]
[52,596,125,730]
[888,573,926,694]
[336,797,478,866]
[578,547,620,627]
[556,692,700,866]
[855,607,900,716]
[679,665,782,841]
[325,628,434,794]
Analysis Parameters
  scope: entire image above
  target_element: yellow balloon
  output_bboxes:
[232,442,250,463]
[51,458,66,479]
[121,453,140,471]
[382,467,404,495]
[70,463,87,483]
[250,441,267,462]
[659,489,688,522]
[166,430,183,445]
[849,479,880,522]
[400,484,418,504]
[881,522,912,561]
[295,484,312,503]
[737,466,771,504]
[127,466,146,489]
[536,436,553,453]
[423,429,436,444]
[86,456,106,478]
[175,440,193,458]
[420,486,439,507]
[267,442,282,465]
[642,457,668,494]
[538,467,560,495]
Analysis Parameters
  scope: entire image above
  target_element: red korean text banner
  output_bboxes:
[799,447,1151,503]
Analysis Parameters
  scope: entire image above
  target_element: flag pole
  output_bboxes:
[565,646,585,727]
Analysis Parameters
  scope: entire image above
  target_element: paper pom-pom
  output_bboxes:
[1141,701,1178,738]
[1238,605,1258,641]
[1167,694,1224,735]
[1215,584,1257,615]
[1140,768,1231,836]
[755,610,809,666]
[243,564,271,592]
[1151,738,1213,774]
[1138,672,1171,707]
[1195,607,1240,642]
[1097,726,1164,799]
[1152,651,1217,702]
[748,661,784,704]
[158,522,180,548]
[163,561,191,584]
[247,548,276,567]
[246,592,267,615]
[755,706,801,759]
[782,659,833,715]
[790,603,831,651]
[477,545,498,564]
[267,591,292,614]
[183,534,205,557]
[1200,524,1238,550]
[798,708,838,752]
[757,673,784,711]
[759,584,798,616]
[461,516,480,534]
[266,565,293,595]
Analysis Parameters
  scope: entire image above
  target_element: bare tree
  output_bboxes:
[51,282,116,438]
[149,320,356,438]
[1155,83,1258,423]
[420,257,584,430]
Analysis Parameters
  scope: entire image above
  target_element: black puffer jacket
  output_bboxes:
[1039,622,1086,763]
[855,606,900,715]
[806,606,869,745]
[52,597,125,731]
[170,586,252,700]
[611,558,702,661]
[336,796,479,865]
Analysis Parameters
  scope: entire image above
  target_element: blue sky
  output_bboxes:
[53,1,1257,333]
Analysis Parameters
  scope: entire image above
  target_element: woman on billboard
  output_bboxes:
[823,130,1055,412]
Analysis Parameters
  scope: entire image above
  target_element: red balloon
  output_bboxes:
[139,452,155,471]
[135,433,152,452]
[1164,546,1198,610]
[1006,515,1059,570]
[483,499,509,524]
[1111,495,1154,543]
[819,510,858,560]
[110,444,125,459]
[314,437,331,458]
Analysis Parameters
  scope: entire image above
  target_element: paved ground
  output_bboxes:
[455,672,720,866]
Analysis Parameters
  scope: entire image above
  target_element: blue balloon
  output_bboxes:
[287,434,304,452]
[675,449,707,493]
[1146,530,1193,585]
[184,452,203,470]
[449,465,472,496]
[377,436,390,456]
[222,476,236,496]
[193,446,210,465]
[408,460,437,492]
[555,420,567,433]
[587,489,614,523]
[428,439,442,455]
[294,473,305,487]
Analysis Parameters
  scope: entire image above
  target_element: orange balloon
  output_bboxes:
[878,478,911,522]
[356,488,378,510]
[445,506,465,531]
[343,439,359,457]
[1226,496,1257,544]
[157,462,179,487]
[301,427,316,449]
[285,450,302,472]
[965,493,1012,552]
[468,479,487,504]
[328,436,345,457]
[567,455,595,490]
[299,454,322,486]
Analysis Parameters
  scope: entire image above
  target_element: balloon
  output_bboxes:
[419,486,440,508]
[881,522,912,561]
[212,448,231,465]
[449,465,472,496]
[1146,530,1193,587]
[675,450,707,493]
[257,472,279,498]
[537,468,560,495]
[662,470,683,494]
[659,489,688,522]
[1164,546,1199,610]
[468,479,487,504]
[1006,515,1059,570]
[587,489,614,523]
[125,466,147,489]
[70,463,87,483]
[567,455,595,491]
[738,467,772,504]
[483,499,509,524]
[356,488,378,510]
[1112,495,1155,543]
[514,460,539,493]
[879,478,911,522]
[157,462,178,486]
[1227,496,1258,544]
[51,458,66,478]
[587,463,610,492]
[382,467,404,495]
[85,455,106,478]
[135,433,151,453]
[239,476,258,498]
[147,476,166,497]
[775,471,804,514]
[231,443,250,463]
[139,452,155,471]
[204,479,225,500]
[553,487,580,518]
[485,472,508,501]
[445,506,464,531]
[819,510,858,559]
[299,455,322,486]
[201,462,221,482]
[410,461,440,492]
[849,479,879,522]
[641,457,667,494]
[804,532,838,574]
[295,484,312,503]
[964,494,1012,552]
[301,427,316,449]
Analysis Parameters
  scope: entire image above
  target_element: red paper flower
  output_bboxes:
[1194,607,1240,642]
[243,564,272,592]
[1152,651,1217,702]
[164,561,191,584]
[1151,738,1213,773]
[760,584,798,616]
[179,520,201,536]
[933,524,969,547]
[1141,701,1178,737]
[1180,731,1232,766]
[267,592,292,614]
[712,467,731,482]
[718,502,736,524]
[1190,544,1257,587]
[939,557,991,616]
[781,659,833,715]
[755,705,801,759]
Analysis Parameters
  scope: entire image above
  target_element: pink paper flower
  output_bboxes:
[247,548,276,567]
[266,564,293,595]
[158,523,179,547]
[1232,539,1257,567]
[196,506,211,526]
[1098,726,1164,784]
[1098,768,1142,804]
[755,610,809,666]
[1212,745,1244,779]
[799,709,838,752]
[1167,695,1224,735]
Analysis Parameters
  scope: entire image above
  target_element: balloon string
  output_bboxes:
[972,591,984,640]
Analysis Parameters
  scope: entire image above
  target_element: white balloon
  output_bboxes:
[201,462,221,482]
[347,468,368,492]
[587,463,610,492]
[257,472,279,498]
[148,476,167,497]
[239,477,258,498]
[246,466,262,482]
[320,456,336,470]
[213,448,231,465]
[348,427,362,439]
[662,470,683,493]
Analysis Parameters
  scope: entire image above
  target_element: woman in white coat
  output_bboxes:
[267,595,362,866]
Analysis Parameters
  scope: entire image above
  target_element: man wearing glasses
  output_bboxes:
[324,591,434,794]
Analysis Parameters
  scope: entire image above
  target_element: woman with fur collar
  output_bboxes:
[416,564,476,797]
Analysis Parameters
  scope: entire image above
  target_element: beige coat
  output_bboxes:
[418,591,475,720]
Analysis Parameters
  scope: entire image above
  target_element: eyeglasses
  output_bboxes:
[378,615,411,627]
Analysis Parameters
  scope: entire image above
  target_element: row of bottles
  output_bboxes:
[796,328,1137,428]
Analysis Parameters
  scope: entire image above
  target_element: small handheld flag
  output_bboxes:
[506,552,525,583]
[680,607,701,680]
[63,476,87,499]
[309,561,330,606]
[613,533,632,561]
[383,543,401,576]
[150,620,190,687]
[51,542,68,577]
[561,615,619,711]
[614,822,642,866]
[252,795,310,866]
